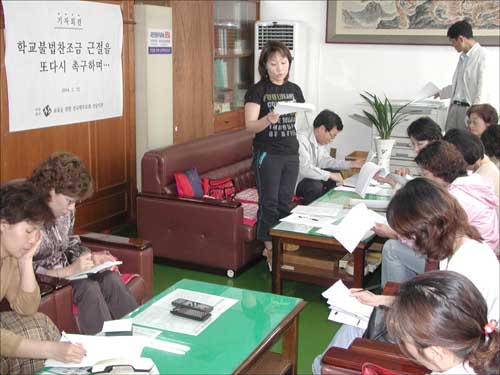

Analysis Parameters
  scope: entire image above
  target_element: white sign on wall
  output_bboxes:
[3,1,123,133]
[147,28,172,55]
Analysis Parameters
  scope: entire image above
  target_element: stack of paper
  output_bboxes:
[322,280,374,329]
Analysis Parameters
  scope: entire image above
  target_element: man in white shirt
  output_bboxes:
[296,110,364,204]
[437,20,492,131]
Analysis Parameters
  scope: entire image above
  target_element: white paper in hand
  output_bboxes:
[274,102,315,115]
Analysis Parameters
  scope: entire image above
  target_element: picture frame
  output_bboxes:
[326,0,500,46]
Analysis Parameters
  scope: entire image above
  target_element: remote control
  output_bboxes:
[171,298,214,313]
[170,306,211,321]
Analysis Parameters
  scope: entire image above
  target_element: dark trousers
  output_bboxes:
[296,178,337,205]
[71,270,138,334]
[253,151,299,242]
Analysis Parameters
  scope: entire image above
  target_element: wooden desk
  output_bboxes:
[39,279,306,375]
[270,188,389,294]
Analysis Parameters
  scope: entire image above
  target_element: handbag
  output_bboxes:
[201,177,236,200]
[362,305,393,343]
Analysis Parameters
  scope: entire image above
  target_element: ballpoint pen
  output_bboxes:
[297,215,319,222]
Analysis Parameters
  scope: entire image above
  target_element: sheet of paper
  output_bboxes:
[364,186,392,197]
[349,198,389,211]
[356,162,383,198]
[279,213,336,227]
[274,101,315,115]
[291,204,343,218]
[102,318,132,334]
[65,261,123,280]
[316,203,376,252]
[322,280,374,319]
[146,338,190,355]
[45,335,146,368]
[411,82,440,103]
[328,309,369,329]
[132,325,162,339]
[133,289,238,336]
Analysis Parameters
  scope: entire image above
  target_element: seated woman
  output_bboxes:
[1,182,85,374]
[387,271,499,375]
[466,103,498,136]
[30,152,138,334]
[379,117,442,188]
[377,141,499,288]
[312,178,499,374]
[444,128,499,199]
[481,125,500,169]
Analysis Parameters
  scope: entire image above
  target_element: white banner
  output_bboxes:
[3,0,123,132]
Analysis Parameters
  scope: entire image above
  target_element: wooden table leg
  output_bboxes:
[282,315,299,375]
[272,237,282,294]
[352,247,365,288]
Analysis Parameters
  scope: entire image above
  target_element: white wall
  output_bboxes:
[260,0,500,159]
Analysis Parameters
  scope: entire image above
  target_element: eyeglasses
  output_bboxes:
[328,130,337,139]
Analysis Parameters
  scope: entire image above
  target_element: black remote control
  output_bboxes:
[171,298,214,313]
[170,306,211,321]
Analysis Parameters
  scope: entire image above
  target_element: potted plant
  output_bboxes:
[359,92,411,171]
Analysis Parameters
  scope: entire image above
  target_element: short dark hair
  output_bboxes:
[444,128,484,165]
[258,41,293,81]
[0,181,54,225]
[313,110,343,131]
[407,117,443,142]
[415,141,467,183]
[30,152,93,202]
[481,124,500,159]
[467,104,499,126]
[447,20,473,39]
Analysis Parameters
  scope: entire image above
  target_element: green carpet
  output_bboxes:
[113,225,380,374]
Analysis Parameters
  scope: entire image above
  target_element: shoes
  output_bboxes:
[263,248,272,272]
[283,243,300,251]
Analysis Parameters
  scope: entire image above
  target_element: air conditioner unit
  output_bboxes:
[254,21,308,90]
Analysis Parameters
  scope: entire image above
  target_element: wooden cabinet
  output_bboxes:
[172,0,258,144]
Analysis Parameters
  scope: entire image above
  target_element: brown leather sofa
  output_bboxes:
[1,232,154,334]
[137,129,263,277]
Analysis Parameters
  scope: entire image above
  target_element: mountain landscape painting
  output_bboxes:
[326,0,500,45]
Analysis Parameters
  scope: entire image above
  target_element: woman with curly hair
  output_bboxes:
[387,271,499,375]
[1,182,85,374]
[30,152,138,334]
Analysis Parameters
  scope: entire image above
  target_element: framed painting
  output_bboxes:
[326,0,500,46]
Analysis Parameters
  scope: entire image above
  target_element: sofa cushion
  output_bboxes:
[174,168,203,198]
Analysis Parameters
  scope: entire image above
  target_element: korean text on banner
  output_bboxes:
[3,1,123,132]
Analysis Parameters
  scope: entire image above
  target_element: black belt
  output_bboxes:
[452,100,470,107]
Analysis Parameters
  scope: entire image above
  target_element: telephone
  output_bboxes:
[91,357,159,374]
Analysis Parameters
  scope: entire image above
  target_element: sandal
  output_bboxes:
[263,247,272,272]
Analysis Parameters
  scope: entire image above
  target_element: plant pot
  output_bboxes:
[375,138,395,172]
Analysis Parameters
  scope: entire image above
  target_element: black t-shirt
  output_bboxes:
[245,79,305,155]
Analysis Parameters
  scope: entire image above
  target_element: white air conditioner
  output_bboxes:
[254,21,308,90]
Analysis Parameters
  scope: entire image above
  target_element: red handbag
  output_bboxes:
[202,177,236,200]
[362,363,399,375]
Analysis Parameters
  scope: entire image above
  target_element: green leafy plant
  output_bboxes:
[360,92,411,139]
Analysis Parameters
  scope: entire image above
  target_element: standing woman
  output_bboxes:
[244,41,305,264]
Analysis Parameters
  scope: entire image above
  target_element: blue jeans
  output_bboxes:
[311,324,365,374]
[381,239,426,287]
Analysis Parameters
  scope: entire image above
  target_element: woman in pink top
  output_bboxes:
[416,141,499,252]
